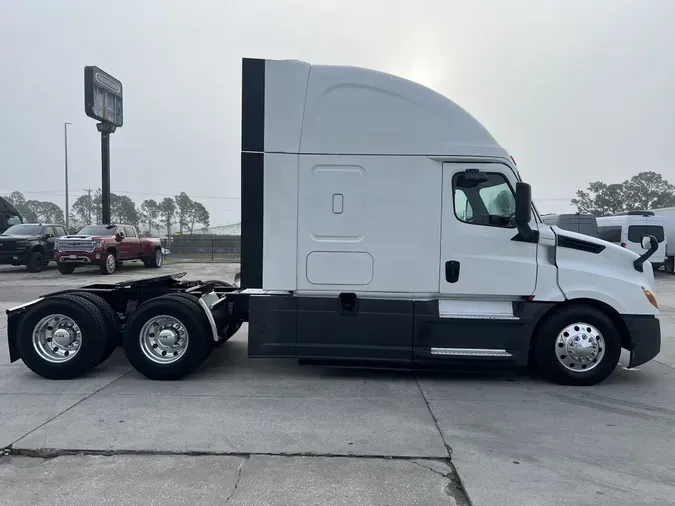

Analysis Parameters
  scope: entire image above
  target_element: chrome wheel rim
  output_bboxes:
[32,314,82,363]
[139,315,189,364]
[156,250,163,267]
[555,322,605,372]
[106,254,115,273]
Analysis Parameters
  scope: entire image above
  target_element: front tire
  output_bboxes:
[100,252,116,275]
[26,251,45,273]
[532,306,621,386]
[58,263,76,274]
[16,295,109,379]
[122,295,213,380]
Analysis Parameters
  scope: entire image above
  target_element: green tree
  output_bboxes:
[571,182,626,217]
[16,199,65,223]
[622,171,675,210]
[140,199,160,236]
[4,191,32,219]
[174,192,193,233]
[71,193,94,227]
[159,197,176,236]
[572,172,675,216]
[187,201,210,233]
[111,194,140,226]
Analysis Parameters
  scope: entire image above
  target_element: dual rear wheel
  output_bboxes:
[17,292,120,379]
[16,291,242,381]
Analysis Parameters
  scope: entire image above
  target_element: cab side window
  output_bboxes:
[453,172,516,228]
[124,226,137,238]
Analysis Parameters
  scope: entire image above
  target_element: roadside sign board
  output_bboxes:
[84,66,123,127]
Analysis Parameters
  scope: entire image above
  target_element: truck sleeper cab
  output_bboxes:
[4,57,662,386]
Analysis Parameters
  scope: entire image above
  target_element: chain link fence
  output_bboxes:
[160,235,240,263]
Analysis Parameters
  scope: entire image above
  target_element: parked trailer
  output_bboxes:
[5,57,662,386]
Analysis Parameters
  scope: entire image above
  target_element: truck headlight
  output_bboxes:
[92,240,103,250]
[642,287,658,309]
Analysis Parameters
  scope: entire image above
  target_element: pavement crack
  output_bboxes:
[410,460,447,477]
[410,460,471,506]
[414,376,453,458]
[5,369,133,450]
[224,456,248,503]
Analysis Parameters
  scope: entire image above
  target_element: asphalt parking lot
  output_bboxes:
[1,262,675,505]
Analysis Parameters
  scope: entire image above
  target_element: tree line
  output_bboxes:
[571,171,675,216]
[3,190,210,236]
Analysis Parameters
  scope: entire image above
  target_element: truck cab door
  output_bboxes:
[413,163,540,365]
[123,227,141,258]
[439,163,538,299]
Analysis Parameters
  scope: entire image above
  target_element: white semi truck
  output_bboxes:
[5,58,662,386]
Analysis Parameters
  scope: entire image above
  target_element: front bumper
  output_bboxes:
[623,315,661,368]
[56,253,99,265]
[0,254,28,265]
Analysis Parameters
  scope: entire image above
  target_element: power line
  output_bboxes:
[0,188,241,200]
[2,189,241,200]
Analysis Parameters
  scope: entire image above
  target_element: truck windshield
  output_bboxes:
[2,224,42,236]
[78,226,116,236]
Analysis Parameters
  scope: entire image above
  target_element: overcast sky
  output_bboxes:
[2,0,674,226]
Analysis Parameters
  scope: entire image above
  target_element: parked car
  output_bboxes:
[55,224,164,275]
[0,196,24,234]
[0,223,68,272]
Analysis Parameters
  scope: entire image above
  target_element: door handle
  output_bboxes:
[445,261,460,283]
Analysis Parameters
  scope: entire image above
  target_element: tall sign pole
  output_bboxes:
[64,122,71,231]
[84,66,123,224]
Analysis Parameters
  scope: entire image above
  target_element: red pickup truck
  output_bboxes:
[55,224,163,275]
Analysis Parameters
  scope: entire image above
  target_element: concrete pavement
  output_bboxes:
[1,262,675,505]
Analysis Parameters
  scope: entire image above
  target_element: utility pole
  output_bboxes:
[64,122,72,230]
[85,188,92,224]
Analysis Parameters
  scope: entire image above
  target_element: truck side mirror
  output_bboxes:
[634,234,659,272]
[515,182,532,225]
[641,235,657,250]
[514,182,536,242]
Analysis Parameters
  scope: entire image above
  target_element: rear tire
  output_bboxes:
[26,251,45,273]
[16,295,109,379]
[532,305,621,386]
[122,295,213,380]
[147,248,163,268]
[666,256,674,274]
[57,263,76,274]
[69,291,120,366]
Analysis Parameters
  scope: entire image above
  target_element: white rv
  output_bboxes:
[596,212,667,269]
[5,57,662,387]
